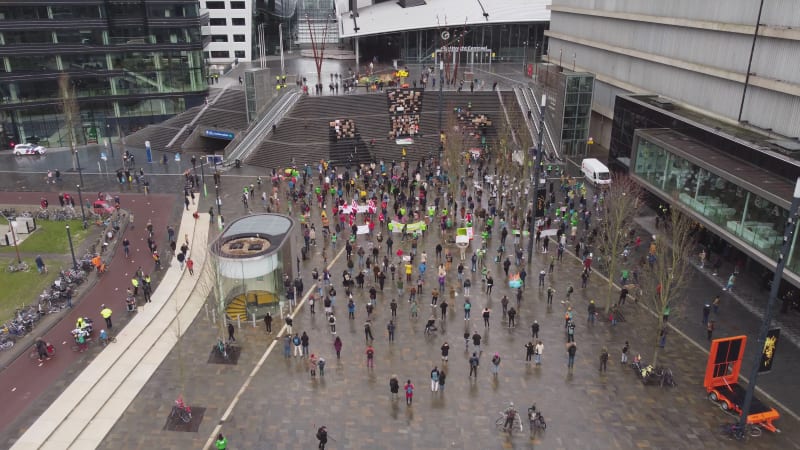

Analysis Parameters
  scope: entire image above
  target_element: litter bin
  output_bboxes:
[235,159,241,168]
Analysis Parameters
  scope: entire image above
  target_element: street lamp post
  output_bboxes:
[737,177,800,435]
[66,225,78,270]
[76,184,87,229]
[200,157,207,198]
[527,94,547,263]
[75,146,85,190]
[215,184,221,215]
[523,41,528,72]
[106,123,114,158]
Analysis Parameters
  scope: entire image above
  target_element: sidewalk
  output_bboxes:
[11,210,210,449]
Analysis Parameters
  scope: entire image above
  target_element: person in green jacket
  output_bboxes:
[215,433,227,449]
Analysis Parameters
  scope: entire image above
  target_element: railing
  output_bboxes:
[224,89,303,165]
[515,85,560,161]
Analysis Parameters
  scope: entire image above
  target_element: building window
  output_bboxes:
[209,18,226,26]
[232,18,246,26]
[206,1,225,9]
[211,35,229,42]
[234,50,245,58]
[230,1,245,8]
[210,50,230,58]
[233,34,245,42]
[204,51,210,59]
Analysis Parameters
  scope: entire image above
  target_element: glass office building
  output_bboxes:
[0,1,208,148]
[617,95,800,288]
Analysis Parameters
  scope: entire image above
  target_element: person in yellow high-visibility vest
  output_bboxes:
[101,304,113,329]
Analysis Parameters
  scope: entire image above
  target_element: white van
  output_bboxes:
[581,158,612,187]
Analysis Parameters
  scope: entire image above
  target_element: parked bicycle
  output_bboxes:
[719,422,762,440]
[170,395,192,423]
[495,404,523,434]
[7,261,30,273]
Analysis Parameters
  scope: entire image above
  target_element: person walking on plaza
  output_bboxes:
[329,314,337,334]
[547,286,555,305]
[101,305,113,329]
[440,299,448,320]
[308,354,318,377]
[430,366,440,392]
[525,341,535,363]
[599,347,609,372]
[508,307,517,328]
[490,352,501,377]
[264,312,273,333]
[316,426,328,449]
[472,331,482,354]
[567,320,576,342]
[293,333,302,357]
[723,273,736,292]
[441,341,450,362]
[567,342,577,370]
[283,335,291,358]
[366,344,375,368]
[707,320,715,341]
[404,379,414,405]
[702,303,712,325]
[621,341,629,364]
[390,298,398,317]
[301,331,310,356]
[587,300,596,325]
[390,375,400,400]
[333,336,343,359]
[387,319,396,342]
[469,352,480,377]
[463,278,471,296]
[438,370,447,393]
[215,433,228,450]
[364,320,374,343]
[464,298,472,320]
[486,275,494,296]
[482,307,491,328]
[228,322,236,342]
[534,340,544,365]
[712,295,721,314]
[531,320,539,339]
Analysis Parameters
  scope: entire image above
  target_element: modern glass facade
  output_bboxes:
[355,23,547,65]
[0,1,208,147]
[631,129,800,278]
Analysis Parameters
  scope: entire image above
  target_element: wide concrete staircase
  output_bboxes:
[245,91,518,169]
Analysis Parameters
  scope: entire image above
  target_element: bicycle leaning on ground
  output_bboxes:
[719,422,762,441]
[495,410,523,434]
[170,395,192,423]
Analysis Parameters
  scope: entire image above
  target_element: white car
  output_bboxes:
[13,143,46,155]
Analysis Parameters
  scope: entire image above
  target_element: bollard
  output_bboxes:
[237,314,241,329]
[252,313,257,327]
[204,303,209,320]
[211,308,216,324]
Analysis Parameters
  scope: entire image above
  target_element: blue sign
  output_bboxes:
[204,129,235,140]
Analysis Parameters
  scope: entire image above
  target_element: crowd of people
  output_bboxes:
[387,89,423,139]
[329,119,356,141]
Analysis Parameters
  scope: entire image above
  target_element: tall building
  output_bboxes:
[0,0,208,148]
[546,1,800,289]
[201,0,252,64]
[545,0,800,158]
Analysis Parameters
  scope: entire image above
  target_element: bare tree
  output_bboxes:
[594,175,644,312]
[58,73,81,170]
[638,209,697,366]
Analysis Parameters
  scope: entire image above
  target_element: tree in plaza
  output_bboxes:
[594,175,644,312]
[492,109,532,242]
[58,73,81,171]
[638,209,697,366]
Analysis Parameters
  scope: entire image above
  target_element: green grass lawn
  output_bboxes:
[0,269,59,324]
[0,217,92,323]
[0,218,91,254]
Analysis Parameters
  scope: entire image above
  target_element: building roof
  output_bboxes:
[214,214,295,259]
[337,0,551,39]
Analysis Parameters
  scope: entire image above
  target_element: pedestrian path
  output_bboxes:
[11,210,210,450]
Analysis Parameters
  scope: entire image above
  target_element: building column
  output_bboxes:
[355,37,359,70]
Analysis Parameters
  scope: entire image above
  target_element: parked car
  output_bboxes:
[13,143,46,156]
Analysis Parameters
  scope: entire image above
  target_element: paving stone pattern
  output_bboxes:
[99,210,800,449]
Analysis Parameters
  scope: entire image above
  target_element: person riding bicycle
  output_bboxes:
[35,337,50,361]
[503,402,518,430]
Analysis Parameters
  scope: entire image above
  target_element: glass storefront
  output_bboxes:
[632,130,800,275]
[561,73,593,158]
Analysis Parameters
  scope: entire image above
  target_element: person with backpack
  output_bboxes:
[317,356,326,377]
[464,298,472,320]
[525,341,535,363]
[215,433,228,450]
[292,333,302,357]
[387,320,396,342]
[364,320,374,343]
[469,352,480,377]
[404,379,415,405]
[316,426,328,449]
[390,374,400,399]
[308,354,318,377]
[333,336,343,359]
[490,353,501,377]
[329,314,336,334]
[599,347,609,372]
[365,345,375,368]
[567,342,577,369]
[621,341,629,364]
[567,320,576,342]
[430,366,440,392]
[438,370,447,393]
[440,341,450,362]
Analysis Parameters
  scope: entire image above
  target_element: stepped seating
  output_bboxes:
[245,91,518,169]
[387,89,423,139]
[196,108,248,131]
